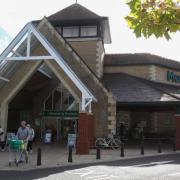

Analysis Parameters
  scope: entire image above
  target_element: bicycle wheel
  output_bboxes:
[110,138,121,150]
[95,138,106,148]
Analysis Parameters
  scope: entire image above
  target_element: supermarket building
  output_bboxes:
[0,3,180,153]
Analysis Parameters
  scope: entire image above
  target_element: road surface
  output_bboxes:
[1,154,180,180]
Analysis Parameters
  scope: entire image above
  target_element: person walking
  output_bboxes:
[26,124,35,154]
[0,125,5,151]
[16,121,30,163]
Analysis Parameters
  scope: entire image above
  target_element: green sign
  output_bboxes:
[43,111,79,118]
[167,71,180,83]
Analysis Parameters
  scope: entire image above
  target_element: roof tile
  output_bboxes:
[103,73,180,103]
[48,3,104,22]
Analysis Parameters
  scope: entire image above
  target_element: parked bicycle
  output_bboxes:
[95,134,121,150]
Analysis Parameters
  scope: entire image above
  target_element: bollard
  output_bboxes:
[37,148,42,166]
[158,139,162,153]
[68,146,73,163]
[96,146,101,160]
[173,138,176,152]
[120,142,124,157]
[140,136,144,155]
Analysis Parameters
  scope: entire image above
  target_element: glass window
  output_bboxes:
[80,26,97,37]
[63,26,79,37]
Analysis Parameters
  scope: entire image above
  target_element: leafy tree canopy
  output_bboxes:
[125,0,180,39]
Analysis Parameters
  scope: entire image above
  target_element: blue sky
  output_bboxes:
[0,26,11,53]
[0,0,179,60]
[0,26,11,41]
[0,27,9,38]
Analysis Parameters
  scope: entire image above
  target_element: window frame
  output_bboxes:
[62,26,80,38]
[80,25,98,38]
[56,24,100,38]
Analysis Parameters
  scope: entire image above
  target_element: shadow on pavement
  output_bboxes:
[0,153,180,180]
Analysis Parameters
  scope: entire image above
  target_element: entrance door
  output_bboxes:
[59,119,77,143]
[41,117,77,144]
[41,117,58,142]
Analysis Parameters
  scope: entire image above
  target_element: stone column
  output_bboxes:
[76,112,94,154]
[175,115,180,150]
[0,103,8,132]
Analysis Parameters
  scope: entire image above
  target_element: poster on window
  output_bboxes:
[68,134,76,147]
[44,132,52,143]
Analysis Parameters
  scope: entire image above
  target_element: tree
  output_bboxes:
[125,0,180,39]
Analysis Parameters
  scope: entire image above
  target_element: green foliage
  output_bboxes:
[125,0,180,39]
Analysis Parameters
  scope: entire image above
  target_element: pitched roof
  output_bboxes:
[103,73,180,104]
[104,53,180,71]
[33,3,112,44]
[48,3,106,22]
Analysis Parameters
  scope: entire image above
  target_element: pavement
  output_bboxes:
[0,154,180,180]
[0,141,177,171]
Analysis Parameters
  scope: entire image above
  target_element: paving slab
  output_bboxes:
[0,142,177,171]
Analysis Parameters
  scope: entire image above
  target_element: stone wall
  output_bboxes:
[37,18,116,138]
[104,65,151,80]
[104,64,180,87]
[107,93,116,135]
[154,66,180,86]
[69,40,105,78]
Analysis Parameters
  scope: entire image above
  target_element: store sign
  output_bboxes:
[167,71,180,83]
[43,110,79,118]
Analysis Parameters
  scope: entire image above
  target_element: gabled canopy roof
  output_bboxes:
[48,3,106,22]
[0,19,98,112]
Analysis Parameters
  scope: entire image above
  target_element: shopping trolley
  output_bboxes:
[8,139,27,167]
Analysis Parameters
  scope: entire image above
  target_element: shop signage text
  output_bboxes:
[43,110,79,118]
[167,71,180,83]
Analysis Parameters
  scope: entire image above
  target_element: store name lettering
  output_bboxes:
[167,71,180,83]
